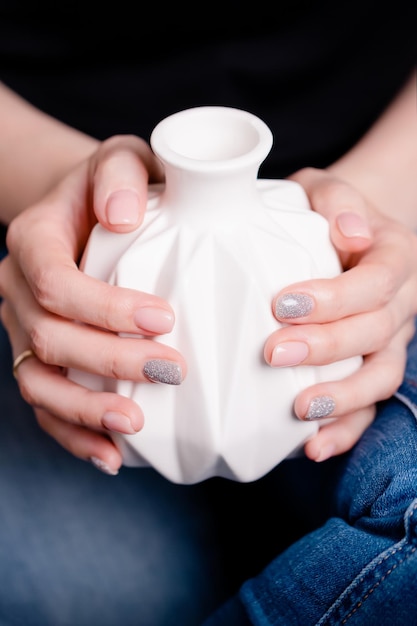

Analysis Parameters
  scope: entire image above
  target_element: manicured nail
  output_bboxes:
[305,396,335,420]
[143,359,183,385]
[271,341,309,367]
[275,293,314,319]
[90,456,119,476]
[134,307,174,334]
[314,444,336,463]
[101,411,140,434]
[336,212,371,239]
[106,189,140,225]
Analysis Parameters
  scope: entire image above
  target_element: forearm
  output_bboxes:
[0,82,99,224]
[328,71,417,230]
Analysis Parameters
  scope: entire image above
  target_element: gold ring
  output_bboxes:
[13,349,35,379]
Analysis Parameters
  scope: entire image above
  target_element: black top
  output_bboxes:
[0,1,416,178]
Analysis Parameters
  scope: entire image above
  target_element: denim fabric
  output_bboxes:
[205,324,417,625]
[1,279,416,625]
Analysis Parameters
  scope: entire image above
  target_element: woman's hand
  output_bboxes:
[0,135,186,475]
[265,167,417,462]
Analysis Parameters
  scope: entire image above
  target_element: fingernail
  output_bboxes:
[271,341,309,367]
[101,411,140,434]
[313,444,336,463]
[336,212,371,239]
[305,396,335,420]
[106,189,140,225]
[143,359,183,385]
[134,307,174,334]
[275,293,314,319]
[90,456,119,476]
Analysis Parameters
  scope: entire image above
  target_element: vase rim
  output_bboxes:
[150,105,273,173]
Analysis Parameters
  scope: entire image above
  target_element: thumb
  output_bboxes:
[92,135,164,234]
[289,167,373,254]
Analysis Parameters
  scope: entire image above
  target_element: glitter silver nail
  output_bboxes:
[90,456,119,476]
[305,396,335,420]
[275,293,314,319]
[143,359,183,385]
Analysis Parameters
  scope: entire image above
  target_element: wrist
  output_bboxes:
[0,82,99,223]
[326,72,417,229]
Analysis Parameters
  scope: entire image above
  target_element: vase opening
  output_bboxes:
[150,106,273,173]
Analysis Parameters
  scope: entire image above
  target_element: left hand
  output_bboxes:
[0,135,183,474]
[264,167,417,462]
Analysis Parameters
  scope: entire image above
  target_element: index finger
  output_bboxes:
[274,219,416,325]
[1,252,175,336]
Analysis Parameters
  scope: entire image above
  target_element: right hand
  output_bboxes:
[0,135,187,475]
[264,168,417,461]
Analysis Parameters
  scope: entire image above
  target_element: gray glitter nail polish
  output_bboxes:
[305,396,335,420]
[143,359,183,385]
[275,293,314,319]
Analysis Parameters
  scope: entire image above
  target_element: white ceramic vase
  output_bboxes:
[69,106,361,484]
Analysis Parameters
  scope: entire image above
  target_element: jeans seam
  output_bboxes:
[394,391,417,423]
[341,545,417,625]
[318,500,417,626]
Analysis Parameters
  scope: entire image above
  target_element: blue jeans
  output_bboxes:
[1,310,416,626]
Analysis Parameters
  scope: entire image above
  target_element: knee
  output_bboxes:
[334,401,417,541]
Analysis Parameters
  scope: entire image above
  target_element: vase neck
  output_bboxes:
[150,106,273,217]
[161,165,260,216]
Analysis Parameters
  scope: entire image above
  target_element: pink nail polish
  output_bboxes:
[271,341,309,367]
[336,212,371,239]
[101,411,139,434]
[134,307,174,334]
[106,190,140,225]
[314,444,336,462]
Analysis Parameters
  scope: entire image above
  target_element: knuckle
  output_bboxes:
[70,389,104,431]
[92,340,125,380]
[71,406,92,429]
[311,178,363,209]
[317,326,340,362]
[102,134,132,148]
[106,353,126,380]
[0,299,11,329]
[28,320,55,365]
[35,410,49,432]
[95,286,137,333]
[95,285,122,331]
[371,314,395,353]
[30,264,59,310]
[327,338,341,363]
[18,374,40,407]
[98,134,142,161]
[376,269,397,306]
